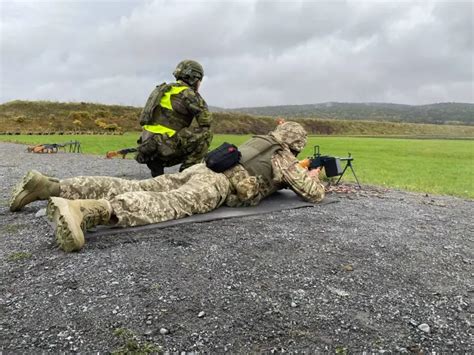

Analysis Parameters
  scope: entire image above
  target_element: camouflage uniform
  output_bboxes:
[9,121,326,252]
[58,122,325,227]
[136,60,212,177]
[224,122,325,207]
[60,164,229,227]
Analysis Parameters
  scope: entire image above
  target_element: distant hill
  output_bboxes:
[0,100,473,138]
[223,102,474,125]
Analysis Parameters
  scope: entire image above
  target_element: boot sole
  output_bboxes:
[9,170,41,212]
[47,197,85,252]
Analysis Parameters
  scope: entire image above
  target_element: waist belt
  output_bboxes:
[142,124,176,137]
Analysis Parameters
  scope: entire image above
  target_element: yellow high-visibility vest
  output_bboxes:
[143,85,189,137]
[159,85,188,110]
[142,124,177,136]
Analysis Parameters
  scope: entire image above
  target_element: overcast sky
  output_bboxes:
[1,0,473,108]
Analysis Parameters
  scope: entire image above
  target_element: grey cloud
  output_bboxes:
[1,0,472,108]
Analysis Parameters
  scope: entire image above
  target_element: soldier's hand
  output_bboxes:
[298,158,310,169]
[308,167,321,178]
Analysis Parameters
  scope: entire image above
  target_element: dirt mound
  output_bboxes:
[0,142,472,352]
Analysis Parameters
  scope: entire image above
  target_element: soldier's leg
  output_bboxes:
[10,170,60,212]
[110,165,230,226]
[60,176,150,200]
[46,167,228,252]
[146,160,164,177]
[136,131,175,177]
[45,165,224,252]
[179,130,212,171]
[47,198,112,252]
[60,166,205,200]
[11,166,207,210]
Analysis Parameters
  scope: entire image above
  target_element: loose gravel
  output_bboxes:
[0,142,472,353]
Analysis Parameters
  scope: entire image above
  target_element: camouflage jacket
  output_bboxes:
[167,80,212,129]
[138,80,213,154]
[163,80,213,149]
[140,80,212,136]
[224,148,325,207]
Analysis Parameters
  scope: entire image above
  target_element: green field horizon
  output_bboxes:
[1,133,472,199]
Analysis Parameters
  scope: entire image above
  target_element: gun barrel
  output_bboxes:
[119,148,138,155]
[339,157,353,161]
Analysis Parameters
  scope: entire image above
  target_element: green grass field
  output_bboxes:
[1,133,472,199]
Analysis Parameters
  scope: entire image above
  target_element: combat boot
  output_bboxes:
[10,170,60,212]
[47,197,112,252]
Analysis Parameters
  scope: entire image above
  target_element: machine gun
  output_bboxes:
[26,141,82,154]
[26,143,60,153]
[106,147,138,159]
[300,145,361,188]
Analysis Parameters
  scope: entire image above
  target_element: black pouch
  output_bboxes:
[205,142,241,173]
[135,136,158,164]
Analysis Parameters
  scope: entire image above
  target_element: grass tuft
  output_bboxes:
[8,251,32,261]
[112,328,162,355]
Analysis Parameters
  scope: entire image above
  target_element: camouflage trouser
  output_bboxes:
[59,164,230,227]
[136,127,212,171]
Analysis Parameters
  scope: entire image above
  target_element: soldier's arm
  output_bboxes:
[182,89,213,128]
[223,164,265,207]
[271,149,325,203]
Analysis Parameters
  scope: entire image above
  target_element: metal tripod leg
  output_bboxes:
[336,161,361,188]
[335,165,349,185]
[348,163,361,188]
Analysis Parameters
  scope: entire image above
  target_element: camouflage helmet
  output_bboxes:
[270,121,307,153]
[173,60,204,86]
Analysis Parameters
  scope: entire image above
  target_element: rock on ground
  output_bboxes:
[0,142,472,353]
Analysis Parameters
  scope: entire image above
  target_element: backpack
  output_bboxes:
[138,82,171,126]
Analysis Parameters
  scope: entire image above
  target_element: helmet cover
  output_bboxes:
[173,60,204,86]
[270,121,307,153]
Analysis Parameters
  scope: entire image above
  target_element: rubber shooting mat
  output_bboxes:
[46,190,336,237]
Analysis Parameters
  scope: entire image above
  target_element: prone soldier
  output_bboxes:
[10,122,325,252]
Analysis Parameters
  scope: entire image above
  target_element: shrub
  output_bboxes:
[73,119,83,128]
[94,109,111,119]
[104,123,119,131]
[68,111,91,121]
[13,115,26,123]
[95,119,107,129]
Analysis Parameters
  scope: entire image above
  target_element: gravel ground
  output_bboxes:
[0,142,472,353]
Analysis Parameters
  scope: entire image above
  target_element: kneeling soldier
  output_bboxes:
[136,59,212,177]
